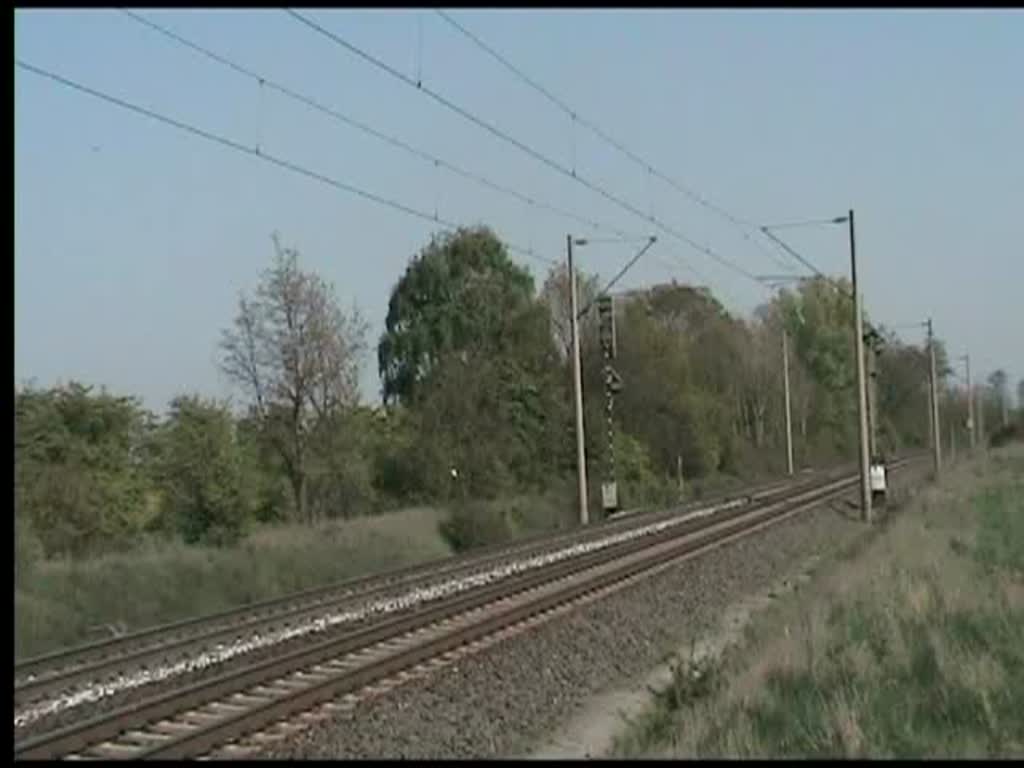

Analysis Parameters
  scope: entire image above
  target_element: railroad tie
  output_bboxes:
[206,701,249,716]
[251,684,291,697]
[86,742,143,759]
[293,671,330,684]
[229,693,270,707]
[275,677,311,692]
[150,720,198,736]
[118,730,173,746]
[180,710,223,726]
[213,743,257,759]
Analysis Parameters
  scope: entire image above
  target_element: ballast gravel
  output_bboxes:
[13,496,747,737]
[262,469,926,760]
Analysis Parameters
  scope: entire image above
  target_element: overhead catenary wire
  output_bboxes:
[758,227,911,342]
[119,9,635,243]
[14,58,558,268]
[122,8,710,297]
[434,8,793,275]
[759,227,834,285]
[285,8,758,285]
[578,237,658,318]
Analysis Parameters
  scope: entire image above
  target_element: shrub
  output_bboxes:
[439,499,518,552]
[156,395,253,547]
[438,490,577,553]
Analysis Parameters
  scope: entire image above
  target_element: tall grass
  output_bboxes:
[16,486,593,660]
[614,446,1024,759]
[15,506,453,660]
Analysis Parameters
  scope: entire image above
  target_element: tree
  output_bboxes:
[1018,378,1024,418]
[612,286,725,478]
[539,263,601,363]
[220,234,368,524]
[377,227,536,405]
[409,337,568,500]
[156,395,252,546]
[874,333,930,452]
[377,228,570,499]
[988,369,1009,426]
[739,313,782,451]
[14,382,157,557]
[776,278,860,455]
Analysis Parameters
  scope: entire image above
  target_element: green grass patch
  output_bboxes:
[614,447,1024,759]
[974,483,1024,574]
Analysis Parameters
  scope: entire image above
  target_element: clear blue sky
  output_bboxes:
[15,9,1024,413]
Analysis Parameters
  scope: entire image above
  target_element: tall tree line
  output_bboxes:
[15,226,1004,562]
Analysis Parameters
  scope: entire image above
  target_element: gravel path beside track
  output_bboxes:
[262,467,927,759]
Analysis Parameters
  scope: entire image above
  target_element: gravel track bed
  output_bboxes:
[13,505,709,741]
[13,548,549,740]
[261,469,927,760]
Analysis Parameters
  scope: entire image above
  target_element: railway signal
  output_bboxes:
[597,294,616,359]
[598,294,620,515]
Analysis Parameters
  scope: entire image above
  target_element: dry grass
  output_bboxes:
[15,506,453,660]
[614,445,1024,759]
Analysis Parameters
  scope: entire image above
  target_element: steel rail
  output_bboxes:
[14,468,845,705]
[14,458,919,761]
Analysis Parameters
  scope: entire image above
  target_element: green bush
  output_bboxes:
[15,382,157,558]
[14,517,43,586]
[439,499,517,552]
[612,431,678,510]
[438,490,577,553]
[989,422,1024,449]
[156,395,253,547]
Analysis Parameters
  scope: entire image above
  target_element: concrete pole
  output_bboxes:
[848,210,872,522]
[927,318,941,476]
[568,235,589,525]
[927,373,935,456]
[782,327,794,476]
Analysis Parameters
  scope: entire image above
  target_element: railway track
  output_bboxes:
[14,458,919,760]
[14,467,846,715]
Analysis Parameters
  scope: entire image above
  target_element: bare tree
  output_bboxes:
[540,263,600,362]
[220,234,367,523]
[988,369,1009,427]
[741,319,780,448]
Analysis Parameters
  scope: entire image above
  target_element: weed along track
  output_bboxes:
[13,459,921,760]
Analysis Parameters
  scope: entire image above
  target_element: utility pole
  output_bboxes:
[927,366,935,456]
[848,210,872,522]
[782,327,794,476]
[567,235,588,525]
[927,318,941,476]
